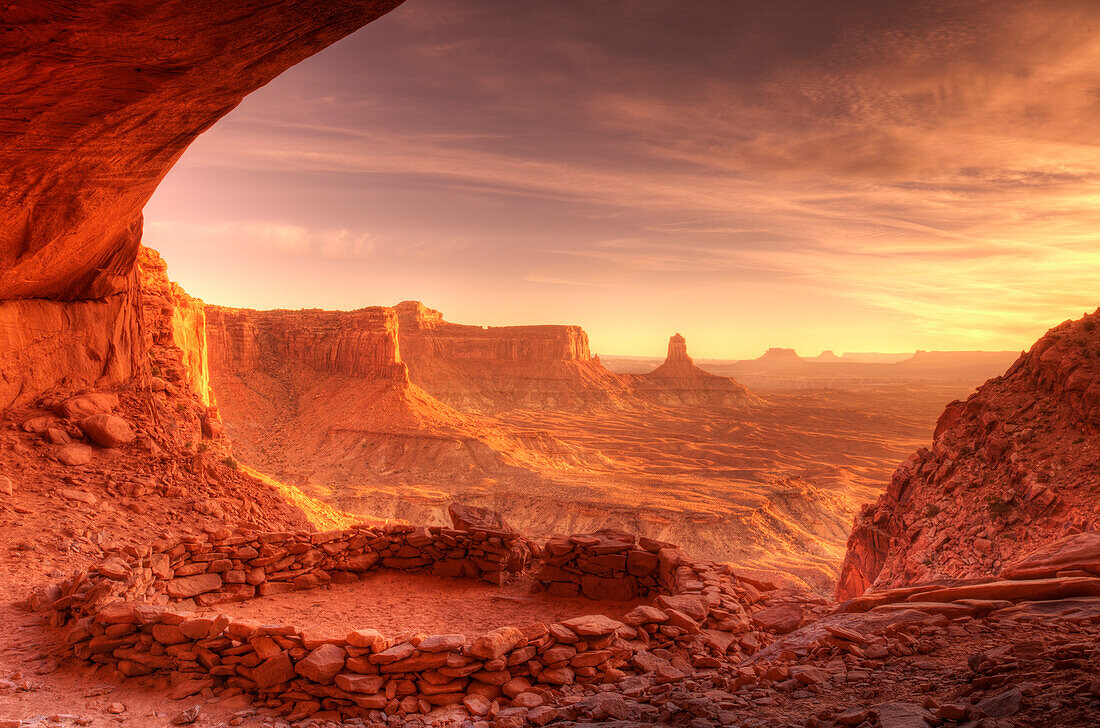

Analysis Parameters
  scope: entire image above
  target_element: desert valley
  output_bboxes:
[1,2,1099,728]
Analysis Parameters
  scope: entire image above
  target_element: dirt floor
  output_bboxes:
[195,572,647,638]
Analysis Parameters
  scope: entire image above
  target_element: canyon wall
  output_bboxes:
[0,286,142,409]
[0,0,404,407]
[202,303,552,492]
[207,306,409,383]
[395,301,635,411]
[836,309,1100,600]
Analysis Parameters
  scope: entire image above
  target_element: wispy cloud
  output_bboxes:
[146,0,1100,355]
[145,221,375,260]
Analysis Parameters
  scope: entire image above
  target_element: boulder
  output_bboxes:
[57,444,94,466]
[876,702,934,728]
[448,503,517,533]
[295,644,346,684]
[417,634,465,653]
[345,628,387,651]
[59,393,118,418]
[976,687,1022,719]
[80,414,136,448]
[166,574,222,599]
[560,614,624,636]
[335,673,384,694]
[469,626,524,660]
[253,652,295,688]
[622,605,669,627]
[752,603,804,634]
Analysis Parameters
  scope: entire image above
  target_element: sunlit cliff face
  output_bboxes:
[145,0,1100,359]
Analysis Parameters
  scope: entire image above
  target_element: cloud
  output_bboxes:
[147,0,1100,354]
[145,221,375,260]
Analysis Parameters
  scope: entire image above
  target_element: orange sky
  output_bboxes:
[144,0,1100,359]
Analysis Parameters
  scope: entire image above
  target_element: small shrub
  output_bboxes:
[221,456,239,471]
[925,503,941,519]
[197,441,210,453]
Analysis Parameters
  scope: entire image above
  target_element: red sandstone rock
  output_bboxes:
[417,634,465,653]
[752,603,804,634]
[448,503,517,533]
[166,574,222,599]
[335,673,384,694]
[253,652,296,689]
[60,393,119,419]
[80,414,136,448]
[295,644,346,684]
[837,309,1100,600]
[560,615,624,636]
[57,444,94,467]
[1003,532,1100,580]
[0,1,405,302]
[623,605,670,626]
[469,626,524,660]
[905,577,1100,604]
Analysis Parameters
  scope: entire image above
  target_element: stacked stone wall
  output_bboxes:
[36,525,767,723]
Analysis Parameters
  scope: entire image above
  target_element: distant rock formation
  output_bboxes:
[758,347,804,363]
[666,333,691,363]
[635,334,759,407]
[394,301,634,411]
[202,303,543,490]
[836,309,1100,600]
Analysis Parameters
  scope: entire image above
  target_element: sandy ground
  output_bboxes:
[196,572,646,638]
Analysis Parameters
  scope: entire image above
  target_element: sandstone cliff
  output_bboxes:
[203,304,577,491]
[138,247,213,406]
[395,301,635,411]
[836,309,1100,600]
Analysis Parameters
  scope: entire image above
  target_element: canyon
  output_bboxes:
[0,2,1098,727]
[198,283,970,594]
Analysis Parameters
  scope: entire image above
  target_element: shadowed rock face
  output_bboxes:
[836,309,1100,601]
[0,0,404,301]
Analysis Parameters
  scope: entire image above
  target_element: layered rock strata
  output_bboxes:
[395,301,635,411]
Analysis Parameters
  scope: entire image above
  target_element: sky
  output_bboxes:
[144,0,1100,359]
